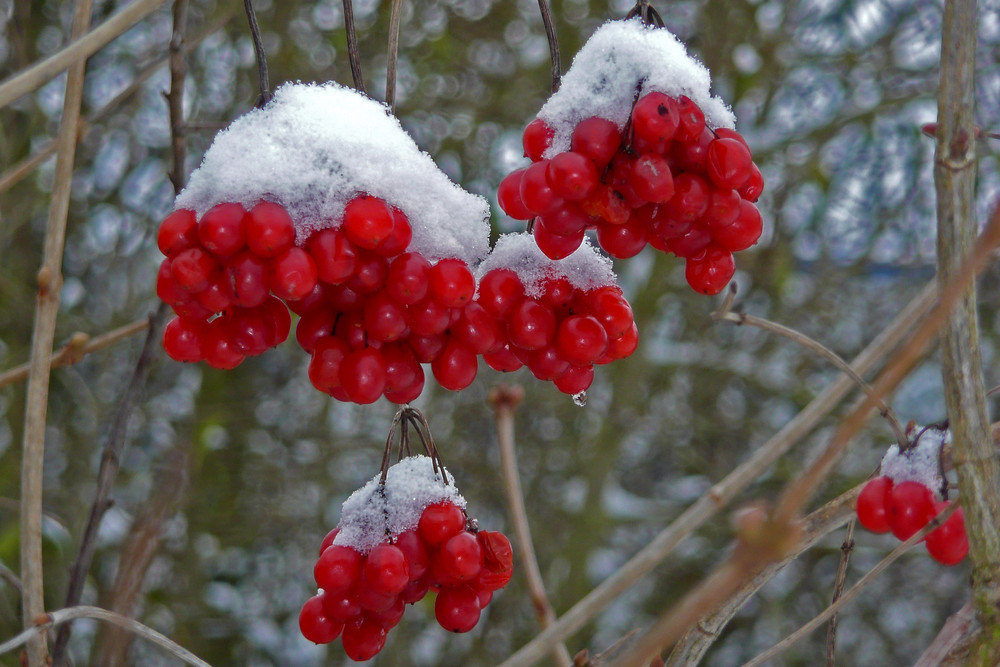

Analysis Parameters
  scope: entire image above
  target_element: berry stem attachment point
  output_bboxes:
[712,284,909,449]
[625,0,665,28]
[242,0,271,107]
[379,406,447,486]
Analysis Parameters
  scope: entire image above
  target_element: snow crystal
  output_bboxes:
[476,232,617,298]
[175,82,490,266]
[879,425,950,497]
[538,18,736,157]
[331,455,466,554]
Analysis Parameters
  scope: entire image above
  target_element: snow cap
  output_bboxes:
[879,425,950,497]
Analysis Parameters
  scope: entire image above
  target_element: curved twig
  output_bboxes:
[536,0,560,93]
[342,0,366,93]
[243,0,271,106]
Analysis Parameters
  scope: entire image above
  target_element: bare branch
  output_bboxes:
[536,0,560,93]
[0,0,170,110]
[488,385,573,667]
[342,0,366,93]
[243,0,271,107]
[914,600,978,666]
[0,319,150,389]
[824,519,855,666]
[386,0,403,113]
[19,2,93,663]
[0,606,210,667]
[0,560,22,598]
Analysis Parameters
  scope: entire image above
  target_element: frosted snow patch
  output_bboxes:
[331,456,466,554]
[538,18,735,158]
[476,232,617,298]
[879,425,950,497]
[175,82,490,266]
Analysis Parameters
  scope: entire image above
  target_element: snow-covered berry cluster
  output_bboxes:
[855,426,968,566]
[299,457,513,660]
[497,19,763,295]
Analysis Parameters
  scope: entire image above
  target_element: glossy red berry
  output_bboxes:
[386,252,431,305]
[376,207,413,257]
[739,163,764,202]
[556,315,609,366]
[339,347,387,404]
[343,196,394,250]
[365,544,410,595]
[519,160,563,215]
[363,291,409,342]
[508,298,557,350]
[435,586,481,633]
[925,504,969,565]
[198,202,246,257]
[270,247,318,301]
[157,209,198,256]
[418,502,465,546]
[713,200,763,252]
[308,228,357,285]
[547,151,599,201]
[887,480,936,541]
[170,247,217,294]
[156,259,186,304]
[314,544,362,592]
[246,200,295,258]
[438,532,483,584]
[319,528,339,556]
[163,316,206,362]
[571,117,621,167]
[497,169,534,220]
[706,137,753,189]
[675,95,706,141]
[299,595,343,644]
[632,92,680,144]
[432,339,478,391]
[597,219,647,259]
[856,477,893,534]
[341,615,388,661]
[478,269,524,317]
[226,251,269,308]
[201,319,244,369]
[523,118,554,161]
[532,219,585,260]
[685,246,735,295]
[394,529,429,581]
[666,173,710,223]
[554,364,594,394]
[309,337,350,391]
[347,250,389,295]
[428,258,475,308]
[628,153,675,203]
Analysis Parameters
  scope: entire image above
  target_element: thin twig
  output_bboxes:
[488,385,573,667]
[742,503,961,667]
[0,0,169,110]
[713,286,908,447]
[824,518,855,666]
[498,280,937,667]
[0,319,149,389]
[913,599,977,666]
[19,2,92,663]
[0,606,210,667]
[243,0,271,107]
[536,0,560,93]
[386,0,403,113]
[342,0,366,93]
[0,560,23,597]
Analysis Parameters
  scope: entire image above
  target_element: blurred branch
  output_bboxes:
[914,600,978,666]
[743,503,961,667]
[0,0,169,110]
[0,561,22,597]
[243,0,271,107]
[488,385,573,667]
[933,2,1000,662]
[824,519,855,666]
[342,0,366,93]
[386,0,403,113]
[499,280,936,667]
[536,0,560,93]
[0,606,210,667]
[19,2,93,664]
[713,285,908,447]
[0,319,150,389]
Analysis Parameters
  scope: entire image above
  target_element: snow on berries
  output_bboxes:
[299,456,514,660]
[475,233,638,396]
[855,424,968,566]
[498,18,764,294]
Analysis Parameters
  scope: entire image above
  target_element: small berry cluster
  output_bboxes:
[298,455,513,661]
[478,267,637,395]
[856,477,968,566]
[499,93,763,295]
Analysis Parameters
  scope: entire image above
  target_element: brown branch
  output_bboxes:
[742,503,961,667]
[19,2,93,664]
[913,600,978,666]
[342,0,366,93]
[713,286,908,447]
[536,0,561,93]
[0,0,169,110]
[0,319,149,389]
[498,280,936,667]
[385,0,403,113]
[0,606,210,667]
[824,518,855,666]
[488,385,573,667]
[243,0,271,107]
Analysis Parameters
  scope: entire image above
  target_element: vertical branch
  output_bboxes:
[824,519,855,666]
[243,0,271,106]
[19,1,93,664]
[934,1,1000,662]
[536,0,560,93]
[385,0,403,113]
[49,0,188,662]
[342,0,366,93]
[488,386,573,667]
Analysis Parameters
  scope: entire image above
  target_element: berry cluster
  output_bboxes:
[297,456,513,661]
[499,93,763,295]
[856,477,967,566]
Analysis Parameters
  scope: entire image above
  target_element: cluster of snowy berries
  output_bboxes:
[298,457,513,660]
[855,427,968,566]
[499,93,763,295]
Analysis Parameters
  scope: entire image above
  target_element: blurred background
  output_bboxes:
[1,0,1000,664]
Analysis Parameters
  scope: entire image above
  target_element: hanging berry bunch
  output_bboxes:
[497,15,763,294]
[298,408,513,660]
[855,423,969,566]
[155,83,492,403]
[475,233,638,397]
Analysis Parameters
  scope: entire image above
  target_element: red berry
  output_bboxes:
[364,291,409,342]
[381,342,421,393]
[453,303,500,354]
[523,118,554,161]
[376,207,412,257]
[438,532,483,584]
[685,246,735,295]
[581,185,630,226]
[400,577,430,604]
[856,477,893,534]
[298,595,343,644]
[230,307,275,356]
[321,589,361,623]
[632,92,680,145]
[477,269,524,318]
[314,544,362,592]
[270,247,318,301]
[343,195,394,250]
[435,586,481,633]
[308,228,357,285]
[547,151,599,201]
[484,346,524,372]
[739,163,764,202]
[604,322,639,361]
[157,209,198,256]
[706,137,753,189]
[571,117,621,167]
[319,528,340,556]
[703,188,742,229]
[666,173,710,223]
[386,252,431,305]
[539,204,590,236]
[409,302,451,340]
[309,337,350,391]
[339,347,387,404]
[296,308,336,353]
[714,128,749,147]
[666,226,712,259]
[628,154,675,203]
[197,274,235,313]
[556,315,609,366]
[262,296,291,346]
[532,219,585,260]
[156,259,186,304]
[369,596,406,628]
[432,339,478,391]
[713,200,763,252]
[888,481,936,540]
[365,544,410,595]
[675,96,706,141]
[201,318,245,369]
[508,298,556,350]
[429,258,475,308]
[394,529,429,581]
[347,250,389,295]
[198,202,246,257]
[519,160,563,215]
[498,169,534,220]
[163,317,206,362]
[246,201,295,258]
[672,126,713,172]
[341,615,388,661]
[597,219,647,259]
[479,531,513,573]
[526,346,570,380]
[170,247,218,293]
[925,504,969,565]
[588,287,634,340]
[418,502,465,546]
[286,283,329,316]
[226,251,269,308]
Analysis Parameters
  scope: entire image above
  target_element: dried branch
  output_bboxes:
[499,280,936,667]
[742,503,961,667]
[913,600,978,666]
[713,286,908,447]
[0,0,169,110]
[342,0,366,93]
[488,385,573,667]
[824,518,855,666]
[0,606,210,667]
[536,0,560,93]
[0,560,23,597]
[19,2,93,663]
[385,0,403,113]
[243,0,271,107]
[0,319,149,389]
[933,1,1000,661]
